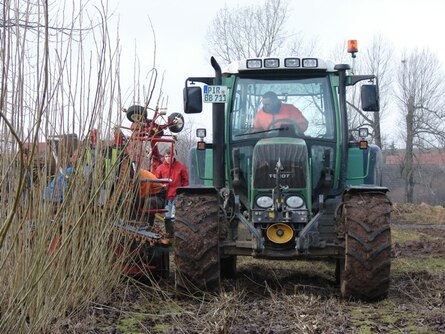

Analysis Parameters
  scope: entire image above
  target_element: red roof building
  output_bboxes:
[385,150,445,166]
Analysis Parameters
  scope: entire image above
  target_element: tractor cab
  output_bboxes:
[184,57,379,224]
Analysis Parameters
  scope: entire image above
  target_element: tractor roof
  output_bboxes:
[223,57,337,75]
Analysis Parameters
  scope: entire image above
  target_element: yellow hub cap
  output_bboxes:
[266,223,294,244]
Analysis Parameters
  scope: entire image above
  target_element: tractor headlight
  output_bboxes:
[285,196,304,209]
[256,195,273,208]
[284,58,300,67]
[302,58,318,68]
[246,59,262,68]
[264,58,279,68]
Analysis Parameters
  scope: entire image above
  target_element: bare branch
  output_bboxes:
[205,0,311,65]
[395,48,445,202]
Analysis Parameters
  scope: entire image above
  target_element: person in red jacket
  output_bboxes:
[155,148,189,231]
[253,91,308,133]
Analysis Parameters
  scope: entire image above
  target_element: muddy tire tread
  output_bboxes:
[341,192,392,301]
[174,192,220,291]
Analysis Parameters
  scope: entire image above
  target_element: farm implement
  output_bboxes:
[43,105,185,278]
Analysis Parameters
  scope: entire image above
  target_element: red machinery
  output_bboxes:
[45,104,185,278]
[112,105,184,277]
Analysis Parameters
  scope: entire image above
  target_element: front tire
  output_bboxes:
[340,191,392,301]
[174,192,220,292]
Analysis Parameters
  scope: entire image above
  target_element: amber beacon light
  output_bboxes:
[347,39,358,58]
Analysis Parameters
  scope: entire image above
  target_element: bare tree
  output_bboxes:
[174,119,197,168]
[287,33,319,57]
[341,34,394,148]
[205,0,316,65]
[396,48,445,203]
[361,34,394,148]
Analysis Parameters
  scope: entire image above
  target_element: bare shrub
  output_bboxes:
[0,1,145,332]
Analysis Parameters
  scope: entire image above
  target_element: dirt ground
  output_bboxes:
[57,204,445,334]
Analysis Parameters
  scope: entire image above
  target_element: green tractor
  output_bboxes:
[175,50,391,301]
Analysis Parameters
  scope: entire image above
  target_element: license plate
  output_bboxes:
[203,85,227,103]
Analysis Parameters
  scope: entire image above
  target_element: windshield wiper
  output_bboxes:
[235,126,289,137]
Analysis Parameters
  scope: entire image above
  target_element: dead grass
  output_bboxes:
[63,203,445,334]
[392,202,445,225]
[0,2,138,332]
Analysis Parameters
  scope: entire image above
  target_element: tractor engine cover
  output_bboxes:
[252,137,308,189]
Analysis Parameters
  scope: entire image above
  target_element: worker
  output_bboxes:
[253,91,308,133]
[155,148,189,233]
[132,168,167,224]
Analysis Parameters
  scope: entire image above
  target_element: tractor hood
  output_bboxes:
[252,137,308,189]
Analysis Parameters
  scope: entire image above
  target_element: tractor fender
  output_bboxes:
[344,184,389,194]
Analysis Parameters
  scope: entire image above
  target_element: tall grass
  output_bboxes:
[0,1,146,332]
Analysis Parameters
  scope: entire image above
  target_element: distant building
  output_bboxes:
[385,149,445,166]
[383,149,445,205]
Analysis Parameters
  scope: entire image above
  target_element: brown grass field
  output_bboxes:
[51,203,445,334]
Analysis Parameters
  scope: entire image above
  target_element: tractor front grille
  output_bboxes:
[252,141,307,189]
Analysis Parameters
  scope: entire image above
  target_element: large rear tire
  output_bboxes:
[340,191,392,301]
[174,192,220,291]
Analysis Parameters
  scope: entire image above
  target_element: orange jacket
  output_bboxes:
[253,103,308,132]
[138,169,165,198]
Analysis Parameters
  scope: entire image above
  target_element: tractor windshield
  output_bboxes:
[230,76,335,140]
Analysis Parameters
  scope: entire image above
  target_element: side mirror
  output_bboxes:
[361,85,380,112]
[183,86,203,114]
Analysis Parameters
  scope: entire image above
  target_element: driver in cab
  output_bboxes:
[253,91,308,133]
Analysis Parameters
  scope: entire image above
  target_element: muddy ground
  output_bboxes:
[57,205,445,334]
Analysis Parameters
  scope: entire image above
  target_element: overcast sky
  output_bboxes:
[107,0,445,137]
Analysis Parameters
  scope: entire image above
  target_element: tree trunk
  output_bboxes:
[404,96,415,203]
[374,112,382,148]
